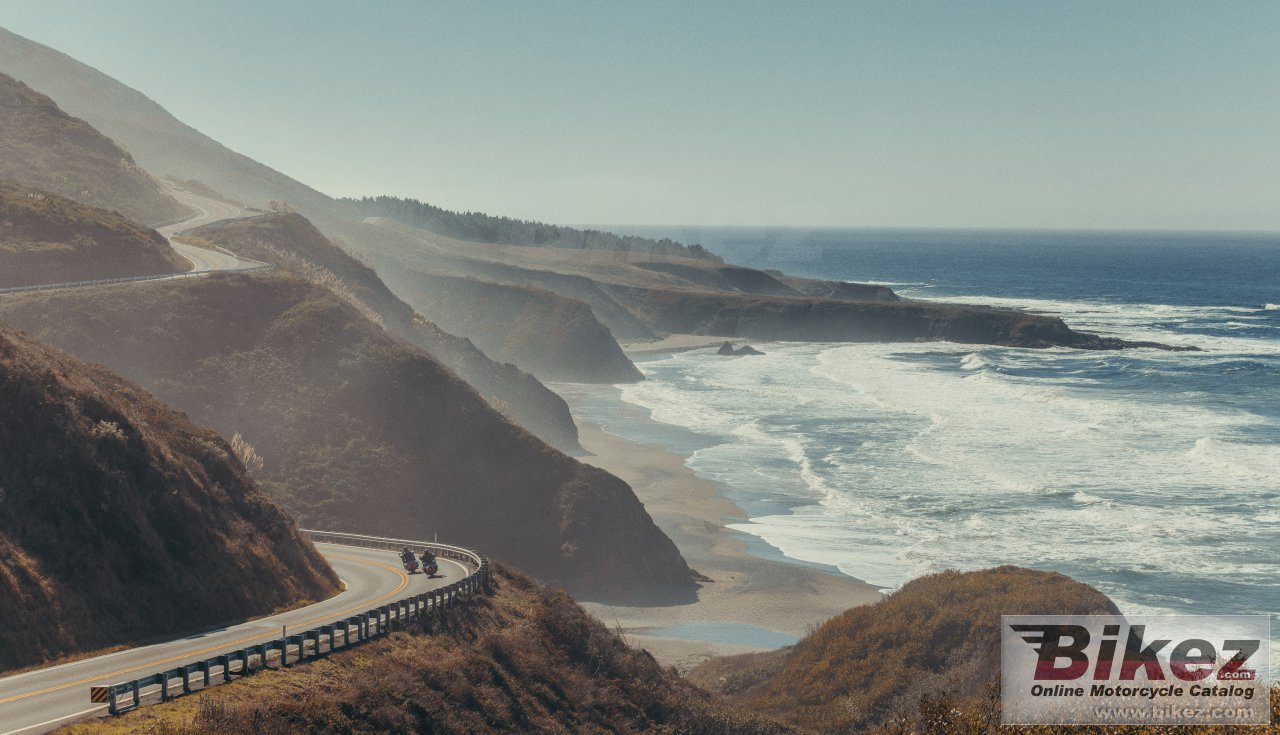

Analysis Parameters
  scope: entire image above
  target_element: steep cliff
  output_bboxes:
[0,326,338,671]
[383,271,643,383]
[0,273,695,601]
[605,285,1190,350]
[184,212,582,450]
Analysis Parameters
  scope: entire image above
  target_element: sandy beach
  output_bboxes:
[558,370,882,672]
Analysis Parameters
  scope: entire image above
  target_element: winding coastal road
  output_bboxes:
[0,544,472,735]
[160,186,257,273]
[0,184,266,297]
[0,192,451,734]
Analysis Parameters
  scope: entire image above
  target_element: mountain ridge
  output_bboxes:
[0,71,186,225]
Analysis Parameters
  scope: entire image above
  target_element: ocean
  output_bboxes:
[572,227,1279,655]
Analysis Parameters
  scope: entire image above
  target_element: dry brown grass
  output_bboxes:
[58,565,793,735]
[0,325,338,671]
[0,72,186,225]
[694,566,1120,733]
[0,183,187,287]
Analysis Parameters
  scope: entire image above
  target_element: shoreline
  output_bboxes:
[558,375,882,673]
[619,334,739,355]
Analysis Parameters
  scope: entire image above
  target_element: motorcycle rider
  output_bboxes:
[419,548,437,574]
[400,545,416,564]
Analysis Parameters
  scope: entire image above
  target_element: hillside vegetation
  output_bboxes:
[0,183,186,287]
[59,565,791,735]
[0,326,338,671]
[0,72,185,225]
[691,566,1119,733]
[0,273,696,601]
[346,194,721,260]
[184,212,583,450]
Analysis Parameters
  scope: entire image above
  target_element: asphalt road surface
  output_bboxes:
[160,187,263,273]
[0,544,470,735]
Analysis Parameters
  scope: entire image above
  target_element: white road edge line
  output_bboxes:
[0,705,108,735]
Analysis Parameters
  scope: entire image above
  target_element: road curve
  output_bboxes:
[0,544,469,735]
[160,187,262,273]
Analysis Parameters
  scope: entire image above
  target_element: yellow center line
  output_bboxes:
[0,551,413,704]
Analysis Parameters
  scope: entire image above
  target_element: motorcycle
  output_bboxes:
[400,553,420,574]
[421,556,439,576]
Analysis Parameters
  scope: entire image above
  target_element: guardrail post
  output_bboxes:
[87,533,486,720]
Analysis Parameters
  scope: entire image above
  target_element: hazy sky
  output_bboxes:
[2,1,1278,229]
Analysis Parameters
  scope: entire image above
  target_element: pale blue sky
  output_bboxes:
[2,1,1278,229]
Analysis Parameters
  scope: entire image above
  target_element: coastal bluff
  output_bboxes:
[607,285,1197,351]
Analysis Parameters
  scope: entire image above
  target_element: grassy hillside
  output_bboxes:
[691,566,1118,733]
[0,273,696,601]
[0,27,338,220]
[59,565,791,735]
[182,212,583,450]
[0,72,186,225]
[0,325,338,671]
[0,183,186,288]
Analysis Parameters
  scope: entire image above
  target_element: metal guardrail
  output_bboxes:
[88,530,489,716]
[0,263,274,296]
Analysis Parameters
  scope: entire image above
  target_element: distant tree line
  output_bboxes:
[342,195,721,261]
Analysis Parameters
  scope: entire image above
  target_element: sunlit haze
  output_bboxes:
[2,0,1278,229]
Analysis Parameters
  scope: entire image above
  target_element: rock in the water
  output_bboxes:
[717,341,764,356]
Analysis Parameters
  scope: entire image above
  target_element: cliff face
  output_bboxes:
[0,72,186,225]
[632,261,802,296]
[361,219,657,346]
[0,274,695,601]
[0,184,187,288]
[185,213,583,451]
[777,275,900,302]
[383,271,643,384]
[691,566,1118,733]
[0,326,338,671]
[605,285,1187,350]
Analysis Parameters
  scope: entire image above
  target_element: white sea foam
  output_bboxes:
[892,292,1280,354]
[607,294,1279,672]
[1265,303,1280,311]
